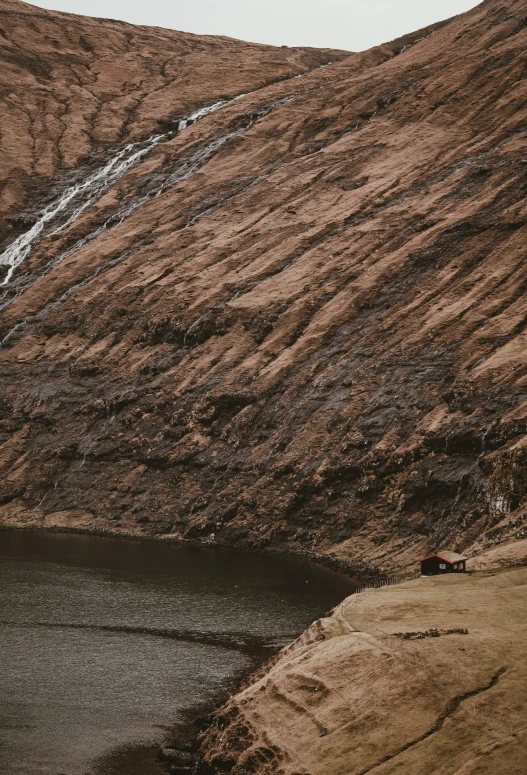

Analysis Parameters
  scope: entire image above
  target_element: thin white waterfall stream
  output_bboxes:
[0,57,338,293]
[0,93,296,349]
[177,93,247,131]
[0,135,165,286]
[0,92,296,319]
[0,93,251,287]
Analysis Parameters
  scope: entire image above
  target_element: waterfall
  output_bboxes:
[0,91,250,287]
[0,135,165,286]
[177,94,246,130]
[0,93,296,312]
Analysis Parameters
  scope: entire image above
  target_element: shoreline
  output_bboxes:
[92,679,250,775]
[197,567,527,775]
[0,519,371,583]
[6,524,524,774]
[1,524,361,775]
[3,526,526,775]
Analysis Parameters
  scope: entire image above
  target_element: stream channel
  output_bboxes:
[0,531,358,775]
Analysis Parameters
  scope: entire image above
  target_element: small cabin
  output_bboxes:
[420,551,467,576]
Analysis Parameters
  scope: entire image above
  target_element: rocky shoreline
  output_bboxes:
[155,650,283,775]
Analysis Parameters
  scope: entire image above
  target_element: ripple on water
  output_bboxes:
[0,532,357,775]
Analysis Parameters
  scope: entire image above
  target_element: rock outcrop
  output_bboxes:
[1,0,527,575]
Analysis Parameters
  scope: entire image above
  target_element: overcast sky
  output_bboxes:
[31,0,481,51]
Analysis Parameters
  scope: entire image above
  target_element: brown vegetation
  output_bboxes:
[0,0,527,578]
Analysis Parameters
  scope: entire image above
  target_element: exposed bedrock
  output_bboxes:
[1,0,527,574]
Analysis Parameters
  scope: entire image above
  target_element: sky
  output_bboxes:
[31,0,482,51]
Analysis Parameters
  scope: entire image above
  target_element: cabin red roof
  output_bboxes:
[420,551,467,564]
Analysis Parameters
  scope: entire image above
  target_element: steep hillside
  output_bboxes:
[0,0,344,238]
[1,0,527,576]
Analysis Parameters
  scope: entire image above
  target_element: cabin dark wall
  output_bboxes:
[421,558,466,576]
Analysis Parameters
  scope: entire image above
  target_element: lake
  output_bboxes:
[0,531,357,775]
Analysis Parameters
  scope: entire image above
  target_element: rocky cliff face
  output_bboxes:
[1,0,526,575]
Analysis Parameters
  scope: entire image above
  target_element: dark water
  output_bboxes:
[0,532,357,775]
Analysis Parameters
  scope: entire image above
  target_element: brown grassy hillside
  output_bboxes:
[0,0,526,576]
[0,0,344,235]
[199,568,527,775]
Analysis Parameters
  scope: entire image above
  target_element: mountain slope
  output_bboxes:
[0,0,345,239]
[1,0,527,576]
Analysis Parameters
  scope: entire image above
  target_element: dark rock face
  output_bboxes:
[1,0,527,573]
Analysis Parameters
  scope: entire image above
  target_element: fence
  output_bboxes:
[355,576,404,594]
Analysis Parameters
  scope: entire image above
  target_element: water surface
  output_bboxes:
[0,531,356,775]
